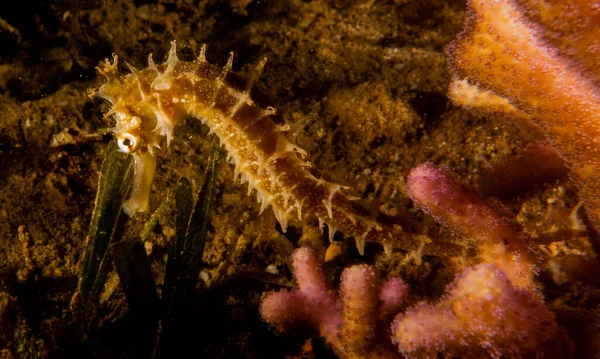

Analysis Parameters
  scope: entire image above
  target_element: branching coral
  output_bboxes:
[260,247,407,359]
[261,247,572,358]
[446,0,600,232]
[391,263,572,358]
[407,162,539,289]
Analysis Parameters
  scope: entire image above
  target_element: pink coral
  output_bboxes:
[407,162,538,289]
[259,247,340,341]
[260,247,408,359]
[391,264,572,358]
[261,247,573,358]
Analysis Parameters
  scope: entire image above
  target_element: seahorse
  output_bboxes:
[88,41,410,255]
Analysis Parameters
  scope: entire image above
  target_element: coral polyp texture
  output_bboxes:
[391,264,572,359]
[88,41,410,253]
[261,248,572,359]
[446,0,600,232]
[260,247,407,359]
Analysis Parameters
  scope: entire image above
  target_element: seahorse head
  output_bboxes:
[89,54,162,216]
[111,110,161,156]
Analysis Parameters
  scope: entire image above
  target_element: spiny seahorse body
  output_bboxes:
[89,41,403,254]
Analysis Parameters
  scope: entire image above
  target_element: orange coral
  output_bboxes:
[447,0,600,231]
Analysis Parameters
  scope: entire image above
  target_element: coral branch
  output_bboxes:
[476,141,568,199]
[262,248,572,358]
[446,0,600,232]
[407,163,539,289]
[259,248,339,341]
[260,248,407,359]
[391,264,573,358]
[340,265,379,355]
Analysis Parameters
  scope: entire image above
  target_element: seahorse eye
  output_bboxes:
[117,133,141,153]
